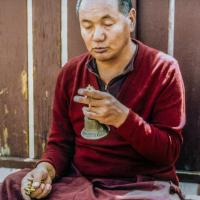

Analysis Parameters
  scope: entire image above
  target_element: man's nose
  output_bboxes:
[92,26,105,42]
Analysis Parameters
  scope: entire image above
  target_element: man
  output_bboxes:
[0,0,186,199]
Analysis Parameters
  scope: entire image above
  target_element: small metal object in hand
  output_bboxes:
[81,85,110,140]
[24,179,36,196]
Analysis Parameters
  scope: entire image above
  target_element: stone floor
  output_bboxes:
[0,168,200,199]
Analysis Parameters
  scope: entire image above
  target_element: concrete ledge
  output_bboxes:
[185,195,200,200]
[0,168,19,183]
[0,157,37,168]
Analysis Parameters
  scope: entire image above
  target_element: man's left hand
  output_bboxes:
[74,88,129,128]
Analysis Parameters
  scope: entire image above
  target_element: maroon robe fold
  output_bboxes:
[0,168,184,200]
[39,39,185,184]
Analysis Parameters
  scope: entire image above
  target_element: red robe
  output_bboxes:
[40,40,185,185]
[0,40,186,200]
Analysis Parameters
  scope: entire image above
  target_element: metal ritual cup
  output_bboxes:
[81,117,110,140]
[81,85,110,140]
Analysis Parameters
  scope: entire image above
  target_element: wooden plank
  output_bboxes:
[0,157,37,169]
[174,0,200,171]
[132,0,136,8]
[68,0,87,59]
[136,0,169,53]
[131,0,137,38]
[0,0,28,158]
[33,0,61,158]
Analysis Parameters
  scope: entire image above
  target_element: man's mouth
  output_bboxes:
[93,47,108,53]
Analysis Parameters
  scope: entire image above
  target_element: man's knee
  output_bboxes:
[0,169,32,200]
[1,168,32,194]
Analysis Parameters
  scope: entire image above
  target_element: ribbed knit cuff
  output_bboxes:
[114,109,142,142]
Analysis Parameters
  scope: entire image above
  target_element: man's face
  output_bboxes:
[79,0,133,62]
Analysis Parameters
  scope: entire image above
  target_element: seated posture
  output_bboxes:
[0,0,186,199]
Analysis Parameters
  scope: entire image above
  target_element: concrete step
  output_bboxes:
[0,168,19,182]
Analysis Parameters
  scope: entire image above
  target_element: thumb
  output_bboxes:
[32,168,48,188]
[44,174,52,185]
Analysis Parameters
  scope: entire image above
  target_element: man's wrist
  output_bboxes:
[36,162,56,180]
[116,107,129,128]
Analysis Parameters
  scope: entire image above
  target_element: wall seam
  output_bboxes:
[168,0,175,56]
[61,0,68,66]
[27,0,35,159]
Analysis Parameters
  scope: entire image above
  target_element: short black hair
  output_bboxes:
[76,0,133,16]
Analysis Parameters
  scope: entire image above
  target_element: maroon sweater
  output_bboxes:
[40,40,185,185]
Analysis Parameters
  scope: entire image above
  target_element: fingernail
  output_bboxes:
[46,184,51,190]
[27,177,33,181]
[41,184,45,190]
[32,182,40,187]
[73,96,79,102]
[78,89,84,95]
[82,107,87,113]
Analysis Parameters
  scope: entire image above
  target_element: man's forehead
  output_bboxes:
[79,0,119,12]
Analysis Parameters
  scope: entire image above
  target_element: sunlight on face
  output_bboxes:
[79,0,132,62]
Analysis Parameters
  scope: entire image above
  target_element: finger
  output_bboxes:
[83,107,113,125]
[43,175,52,185]
[74,95,105,107]
[36,184,52,199]
[31,174,52,199]
[30,183,45,198]
[82,106,98,114]
[78,88,109,99]
[74,95,89,105]
[32,169,48,189]
[82,107,100,121]
[85,106,106,115]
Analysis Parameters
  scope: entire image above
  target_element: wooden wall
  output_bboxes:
[0,0,29,158]
[0,0,62,166]
[174,0,200,171]
[136,0,200,173]
[0,0,200,177]
[137,0,169,53]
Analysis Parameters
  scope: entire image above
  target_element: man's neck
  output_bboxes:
[96,41,137,85]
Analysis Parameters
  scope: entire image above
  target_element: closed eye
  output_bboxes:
[84,25,92,29]
[104,23,114,27]
[81,21,93,29]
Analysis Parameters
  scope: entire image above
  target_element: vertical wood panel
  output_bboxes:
[132,0,136,8]
[0,0,28,158]
[131,0,137,38]
[136,0,169,53]
[174,0,200,171]
[68,1,86,59]
[33,0,61,158]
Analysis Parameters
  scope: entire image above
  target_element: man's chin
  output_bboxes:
[92,53,114,62]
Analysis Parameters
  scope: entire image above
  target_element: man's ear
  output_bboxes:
[128,8,136,32]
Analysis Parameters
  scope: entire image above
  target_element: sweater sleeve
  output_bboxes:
[37,69,75,177]
[115,61,186,166]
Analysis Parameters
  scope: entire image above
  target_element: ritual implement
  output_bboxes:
[81,85,110,140]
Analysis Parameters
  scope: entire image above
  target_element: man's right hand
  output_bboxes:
[21,162,56,200]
